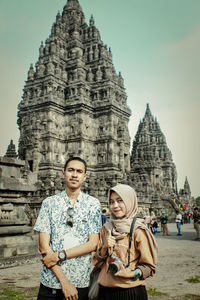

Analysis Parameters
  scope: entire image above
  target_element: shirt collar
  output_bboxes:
[63,190,83,205]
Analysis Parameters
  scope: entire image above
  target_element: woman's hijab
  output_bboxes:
[107,184,138,237]
[105,184,158,264]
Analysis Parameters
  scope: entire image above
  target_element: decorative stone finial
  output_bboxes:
[4,140,18,158]
[90,15,95,26]
[27,64,34,80]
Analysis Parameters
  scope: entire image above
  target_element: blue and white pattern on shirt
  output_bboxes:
[34,190,102,289]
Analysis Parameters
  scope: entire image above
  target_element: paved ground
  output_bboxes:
[0,223,200,299]
[147,223,200,299]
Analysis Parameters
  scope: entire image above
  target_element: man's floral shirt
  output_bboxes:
[34,190,102,288]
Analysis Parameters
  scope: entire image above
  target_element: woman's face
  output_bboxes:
[109,191,126,219]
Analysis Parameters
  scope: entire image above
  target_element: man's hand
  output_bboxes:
[41,249,59,268]
[60,277,78,300]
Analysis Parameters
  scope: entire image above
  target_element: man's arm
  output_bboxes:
[39,232,78,300]
[42,232,99,268]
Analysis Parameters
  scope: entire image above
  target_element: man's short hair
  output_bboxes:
[194,207,198,211]
[64,157,87,173]
[102,209,107,214]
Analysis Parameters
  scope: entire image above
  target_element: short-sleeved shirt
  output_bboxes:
[160,216,168,224]
[34,190,102,289]
[176,213,182,223]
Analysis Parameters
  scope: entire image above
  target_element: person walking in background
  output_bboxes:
[160,212,170,236]
[175,210,183,236]
[101,208,108,225]
[193,207,200,241]
[34,157,102,300]
[92,184,158,300]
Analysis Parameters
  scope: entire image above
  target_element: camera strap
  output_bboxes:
[127,216,137,268]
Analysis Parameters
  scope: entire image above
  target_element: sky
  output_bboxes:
[0,0,199,197]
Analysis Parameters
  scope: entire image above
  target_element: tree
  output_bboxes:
[195,196,200,207]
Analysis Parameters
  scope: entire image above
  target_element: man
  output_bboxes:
[193,207,200,241]
[175,210,182,236]
[101,208,108,225]
[34,157,102,300]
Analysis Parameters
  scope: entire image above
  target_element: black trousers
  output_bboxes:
[98,285,148,300]
[37,283,89,300]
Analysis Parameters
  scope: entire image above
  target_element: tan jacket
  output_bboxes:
[92,226,156,288]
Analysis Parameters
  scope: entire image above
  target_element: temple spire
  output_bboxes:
[144,103,154,119]
[63,0,82,11]
[62,0,85,25]
[184,177,191,196]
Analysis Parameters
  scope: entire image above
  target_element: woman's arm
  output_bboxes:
[135,229,156,279]
[41,232,100,268]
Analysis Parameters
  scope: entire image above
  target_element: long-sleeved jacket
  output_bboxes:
[92,225,156,288]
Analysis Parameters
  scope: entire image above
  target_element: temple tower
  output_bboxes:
[178,177,193,210]
[17,0,131,201]
[183,177,191,197]
[130,104,177,212]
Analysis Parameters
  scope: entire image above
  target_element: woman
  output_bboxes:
[92,184,158,300]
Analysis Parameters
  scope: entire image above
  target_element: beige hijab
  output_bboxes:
[105,184,158,264]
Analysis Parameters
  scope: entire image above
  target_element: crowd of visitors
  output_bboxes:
[142,209,199,240]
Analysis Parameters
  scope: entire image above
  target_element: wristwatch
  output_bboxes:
[58,250,67,262]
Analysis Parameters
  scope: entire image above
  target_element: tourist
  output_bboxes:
[34,157,102,300]
[175,210,183,236]
[188,212,192,224]
[92,184,158,300]
[101,208,108,225]
[160,212,170,236]
[193,207,200,241]
[183,212,188,224]
[150,211,158,234]
[143,213,151,229]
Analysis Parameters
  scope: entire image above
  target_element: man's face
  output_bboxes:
[62,160,87,190]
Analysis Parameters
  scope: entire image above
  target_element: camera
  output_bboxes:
[108,253,127,274]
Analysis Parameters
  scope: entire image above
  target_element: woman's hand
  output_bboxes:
[103,230,116,250]
[131,269,142,281]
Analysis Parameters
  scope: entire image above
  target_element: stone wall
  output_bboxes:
[0,157,38,259]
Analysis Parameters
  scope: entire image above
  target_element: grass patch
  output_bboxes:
[186,275,200,283]
[0,287,38,299]
[1,290,24,296]
[147,287,167,296]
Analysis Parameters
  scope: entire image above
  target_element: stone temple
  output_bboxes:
[0,0,194,259]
